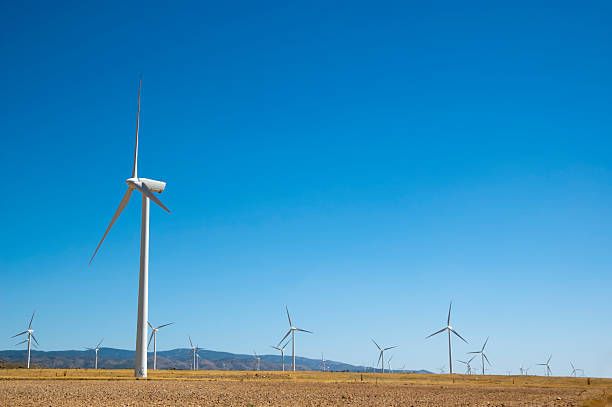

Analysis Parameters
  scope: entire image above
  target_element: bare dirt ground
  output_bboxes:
[0,370,610,406]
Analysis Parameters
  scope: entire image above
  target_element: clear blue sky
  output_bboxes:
[1,1,611,377]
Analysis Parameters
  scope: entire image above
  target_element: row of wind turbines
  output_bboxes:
[10,305,584,377]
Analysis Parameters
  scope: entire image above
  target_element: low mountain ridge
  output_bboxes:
[0,348,430,373]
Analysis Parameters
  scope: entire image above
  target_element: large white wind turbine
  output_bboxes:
[468,337,491,375]
[425,301,468,374]
[89,78,170,378]
[148,321,173,370]
[537,355,552,376]
[11,311,38,368]
[372,339,397,374]
[278,307,313,371]
[270,340,290,372]
[84,338,104,369]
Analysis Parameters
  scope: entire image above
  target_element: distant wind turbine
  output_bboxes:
[253,350,261,371]
[188,336,203,370]
[147,321,173,370]
[320,353,327,372]
[372,339,397,374]
[270,340,290,372]
[457,355,476,375]
[278,307,313,371]
[12,311,38,368]
[438,364,446,374]
[387,354,393,373]
[425,301,468,374]
[468,337,491,375]
[84,339,104,369]
[89,77,170,378]
[570,362,583,377]
[537,355,552,376]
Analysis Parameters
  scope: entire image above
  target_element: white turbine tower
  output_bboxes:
[11,311,38,368]
[468,337,491,375]
[278,307,313,371]
[85,339,104,369]
[537,355,552,376]
[147,321,173,370]
[270,340,289,372]
[253,350,261,371]
[89,78,170,378]
[372,339,397,374]
[425,301,468,374]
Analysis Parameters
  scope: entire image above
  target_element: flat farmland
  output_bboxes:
[0,369,610,406]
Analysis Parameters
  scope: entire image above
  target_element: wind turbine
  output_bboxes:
[570,362,581,377]
[372,339,397,374]
[84,339,104,369]
[387,354,393,373]
[89,77,170,378]
[438,364,446,374]
[278,306,313,371]
[425,301,468,374]
[11,311,38,368]
[147,321,173,370]
[457,355,476,375]
[468,337,491,375]
[253,350,261,371]
[537,355,552,376]
[188,336,203,370]
[270,340,289,372]
[320,353,327,372]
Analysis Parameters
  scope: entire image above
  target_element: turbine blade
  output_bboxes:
[547,355,552,364]
[158,322,174,329]
[148,321,154,329]
[31,334,39,346]
[383,346,397,351]
[133,77,141,178]
[295,328,312,333]
[96,339,104,349]
[278,329,291,346]
[371,339,381,350]
[15,340,28,346]
[11,331,28,338]
[468,355,476,363]
[189,336,193,348]
[89,188,133,264]
[425,327,446,339]
[148,332,154,348]
[450,328,468,343]
[84,347,94,350]
[270,345,280,351]
[447,301,452,326]
[132,182,170,213]
[377,351,382,366]
[483,353,491,366]
[286,306,292,327]
[482,337,489,351]
[467,351,480,354]
[28,311,35,329]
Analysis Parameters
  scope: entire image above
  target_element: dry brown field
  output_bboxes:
[0,369,610,406]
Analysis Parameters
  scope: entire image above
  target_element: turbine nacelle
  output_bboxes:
[126,177,166,193]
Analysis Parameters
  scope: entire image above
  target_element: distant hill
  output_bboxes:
[0,349,430,373]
